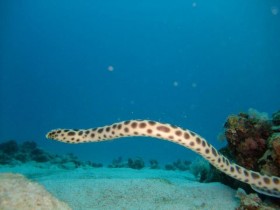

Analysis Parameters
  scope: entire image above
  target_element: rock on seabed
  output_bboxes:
[0,173,71,210]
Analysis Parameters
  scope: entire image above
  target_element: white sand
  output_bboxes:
[0,165,239,210]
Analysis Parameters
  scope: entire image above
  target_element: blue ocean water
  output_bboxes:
[1,0,280,165]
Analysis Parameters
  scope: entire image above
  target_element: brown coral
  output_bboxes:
[224,112,272,170]
[259,133,280,176]
[272,134,280,164]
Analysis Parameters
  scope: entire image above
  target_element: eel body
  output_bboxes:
[46,119,280,197]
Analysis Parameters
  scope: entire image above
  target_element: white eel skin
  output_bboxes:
[46,119,280,198]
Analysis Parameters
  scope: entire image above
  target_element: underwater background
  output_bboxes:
[1,0,280,165]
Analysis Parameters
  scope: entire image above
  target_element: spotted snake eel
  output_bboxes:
[46,119,280,197]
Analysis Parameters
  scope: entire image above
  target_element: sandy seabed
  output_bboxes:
[0,165,239,210]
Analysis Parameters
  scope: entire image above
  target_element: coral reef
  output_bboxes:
[258,133,280,176]
[173,159,191,171]
[272,110,280,127]
[198,109,280,202]
[0,140,102,169]
[164,159,191,171]
[235,188,277,210]
[149,159,159,169]
[201,109,280,208]
[0,140,52,165]
[224,109,280,177]
[224,110,272,170]
[108,157,145,169]
[108,156,127,168]
[128,157,145,169]
[0,140,191,172]
[189,158,211,182]
[0,173,71,210]
[164,164,176,170]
